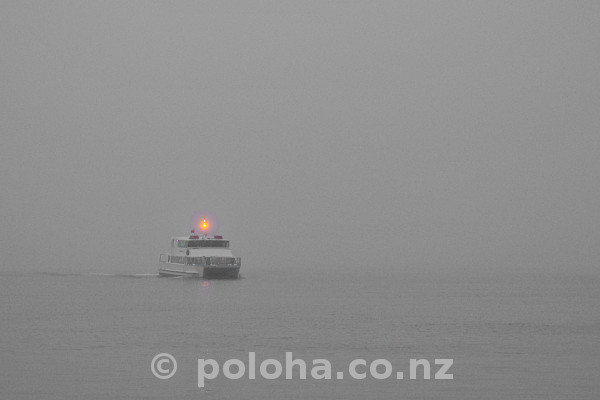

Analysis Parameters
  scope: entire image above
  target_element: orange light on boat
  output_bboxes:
[200,219,210,231]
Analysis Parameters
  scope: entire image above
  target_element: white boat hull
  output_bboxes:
[158,261,240,279]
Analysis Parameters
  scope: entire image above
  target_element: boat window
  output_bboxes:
[175,240,229,248]
[186,240,229,248]
[170,256,186,264]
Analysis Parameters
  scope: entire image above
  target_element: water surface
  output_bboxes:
[1,269,598,399]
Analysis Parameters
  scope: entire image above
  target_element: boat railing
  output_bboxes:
[160,254,240,266]
[186,256,240,266]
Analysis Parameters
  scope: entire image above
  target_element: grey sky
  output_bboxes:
[1,1,599,274]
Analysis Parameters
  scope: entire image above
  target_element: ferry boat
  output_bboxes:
[158,225,241,279]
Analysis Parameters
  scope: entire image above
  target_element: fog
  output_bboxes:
[2,1,599,275]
